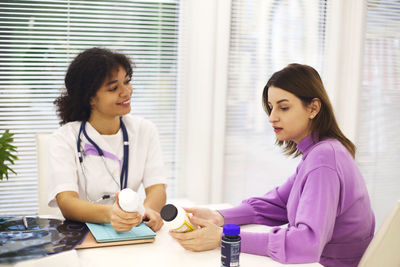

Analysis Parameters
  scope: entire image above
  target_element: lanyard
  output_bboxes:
[77,117,129,190]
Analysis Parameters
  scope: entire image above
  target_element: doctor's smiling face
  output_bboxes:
[89,65,133,122]
[267,86,314,144]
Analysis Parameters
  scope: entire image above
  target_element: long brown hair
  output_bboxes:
[262,63,356,158]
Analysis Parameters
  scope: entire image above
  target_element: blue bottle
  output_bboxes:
[221,224,241,267]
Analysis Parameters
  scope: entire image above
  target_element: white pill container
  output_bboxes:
[118,188,145,215]
[160,204,196,232]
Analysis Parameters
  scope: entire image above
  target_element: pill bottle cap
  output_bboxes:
[160,204,178,222]
[223,224,240,236]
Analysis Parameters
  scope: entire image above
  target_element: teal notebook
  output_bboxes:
[86,222,156,243]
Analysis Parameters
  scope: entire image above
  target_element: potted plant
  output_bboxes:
[0,130,18,180]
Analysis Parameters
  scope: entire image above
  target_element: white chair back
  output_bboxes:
[36,133,62,217]
[358,201,400,267]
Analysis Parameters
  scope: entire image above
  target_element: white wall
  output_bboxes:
[177,0,232,204]
[324,0,366,143]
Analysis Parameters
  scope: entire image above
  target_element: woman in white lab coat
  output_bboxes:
[48,47,167,232]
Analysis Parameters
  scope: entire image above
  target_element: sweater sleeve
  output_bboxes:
[266,167,340,263]
[219,167,340,263]
[218,173,295,226]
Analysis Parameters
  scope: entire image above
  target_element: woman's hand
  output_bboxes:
[142,207,164,232]
[110,192,142,232]
[169,216,223,252]
[183,207,225,226]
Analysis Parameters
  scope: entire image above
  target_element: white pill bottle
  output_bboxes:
[160,204,196,232]
[118,188,145,215]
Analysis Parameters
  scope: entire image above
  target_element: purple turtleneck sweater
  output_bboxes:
[218,136,375,267]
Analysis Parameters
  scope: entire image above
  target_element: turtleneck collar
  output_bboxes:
[297,134,318,158]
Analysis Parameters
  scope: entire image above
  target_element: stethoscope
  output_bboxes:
[77,116,129,202]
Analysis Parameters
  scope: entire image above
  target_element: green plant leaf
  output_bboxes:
[0,129,18,181]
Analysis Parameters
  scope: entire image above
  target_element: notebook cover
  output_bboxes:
[75,231,154,249]
[85,222,156,243]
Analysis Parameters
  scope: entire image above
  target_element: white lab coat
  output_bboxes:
[48,114,167,207]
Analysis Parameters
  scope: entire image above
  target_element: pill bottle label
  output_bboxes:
[221,239,240,267]
[172,219,196,233]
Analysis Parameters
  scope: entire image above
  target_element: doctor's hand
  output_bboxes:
[183,207,225,226]
[110,192,142,232]
[169,216,223,252]
[142,207,163,232]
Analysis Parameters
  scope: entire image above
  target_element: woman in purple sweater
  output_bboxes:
[170,64,375,267]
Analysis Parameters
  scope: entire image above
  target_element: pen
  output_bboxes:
[22,216,28,230]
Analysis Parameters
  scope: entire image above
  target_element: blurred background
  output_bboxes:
[0,0,399,230]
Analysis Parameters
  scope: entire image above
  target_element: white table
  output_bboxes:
[3,202,322,267]
[76,223,321,267]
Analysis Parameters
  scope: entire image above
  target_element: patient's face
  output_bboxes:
[267,86,312,144]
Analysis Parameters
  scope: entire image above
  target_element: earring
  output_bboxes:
[310,115,314,119]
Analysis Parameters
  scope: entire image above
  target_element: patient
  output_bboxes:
[170,63,375,267]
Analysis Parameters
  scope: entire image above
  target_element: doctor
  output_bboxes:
[48,47,167,232]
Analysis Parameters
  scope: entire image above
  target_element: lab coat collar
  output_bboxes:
[82,121,118,157]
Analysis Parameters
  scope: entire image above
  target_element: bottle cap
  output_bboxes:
[223,224,240,236]
[160,204,178,222]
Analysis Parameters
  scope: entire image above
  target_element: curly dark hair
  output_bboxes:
[54,47,133,124]
[263,63,356,158]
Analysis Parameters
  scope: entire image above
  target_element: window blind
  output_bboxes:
[0,0,180,215]
[357,0,400,228]
[224,0,328,204]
